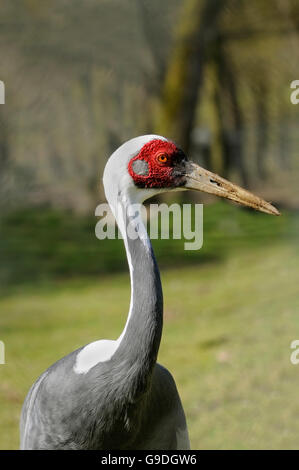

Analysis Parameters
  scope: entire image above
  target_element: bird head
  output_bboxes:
[104,134,280,216]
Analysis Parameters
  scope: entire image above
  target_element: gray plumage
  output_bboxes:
[21,133,276,449]
[20,190,190,450]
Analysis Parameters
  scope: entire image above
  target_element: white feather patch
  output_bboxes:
[73,339,121,374]
[74,135,167,374]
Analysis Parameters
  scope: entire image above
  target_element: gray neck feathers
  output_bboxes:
[112,197,163,392]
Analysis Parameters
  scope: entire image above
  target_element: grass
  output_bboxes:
[0,203,299,449]
[0,201,293,290]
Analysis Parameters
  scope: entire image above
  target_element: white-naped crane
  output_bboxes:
[20,135,279,450]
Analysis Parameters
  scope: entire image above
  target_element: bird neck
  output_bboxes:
[110,193,163,388]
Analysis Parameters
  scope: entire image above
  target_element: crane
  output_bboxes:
[20,135,279,449]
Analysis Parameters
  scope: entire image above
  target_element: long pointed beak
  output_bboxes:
[185,162,280,216]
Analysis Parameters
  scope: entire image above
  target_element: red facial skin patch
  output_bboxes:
[128,139,186,188]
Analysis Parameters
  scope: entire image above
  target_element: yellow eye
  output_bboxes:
[157,154,168,164]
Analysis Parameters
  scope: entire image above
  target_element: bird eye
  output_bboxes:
[157,153,169,164]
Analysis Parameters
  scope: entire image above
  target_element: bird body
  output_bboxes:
[20,135,278,450]
[21,355,189,449]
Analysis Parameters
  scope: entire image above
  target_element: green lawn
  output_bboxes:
[0,205,299,449]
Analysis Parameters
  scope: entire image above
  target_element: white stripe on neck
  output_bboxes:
[73,195,149,374]
[73,134,166,374]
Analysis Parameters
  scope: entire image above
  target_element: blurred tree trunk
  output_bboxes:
[278,108,291,171]
[213,36,249,187]
[255,79,269,180]
[213,84,231,176]
[0,109,11,210]
[0,110,10,176]
[156,0,226,155]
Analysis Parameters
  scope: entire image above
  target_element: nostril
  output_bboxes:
[210,178,222,187]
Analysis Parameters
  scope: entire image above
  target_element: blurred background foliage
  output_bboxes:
[0,0,298,213]
[0,0,299,450]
